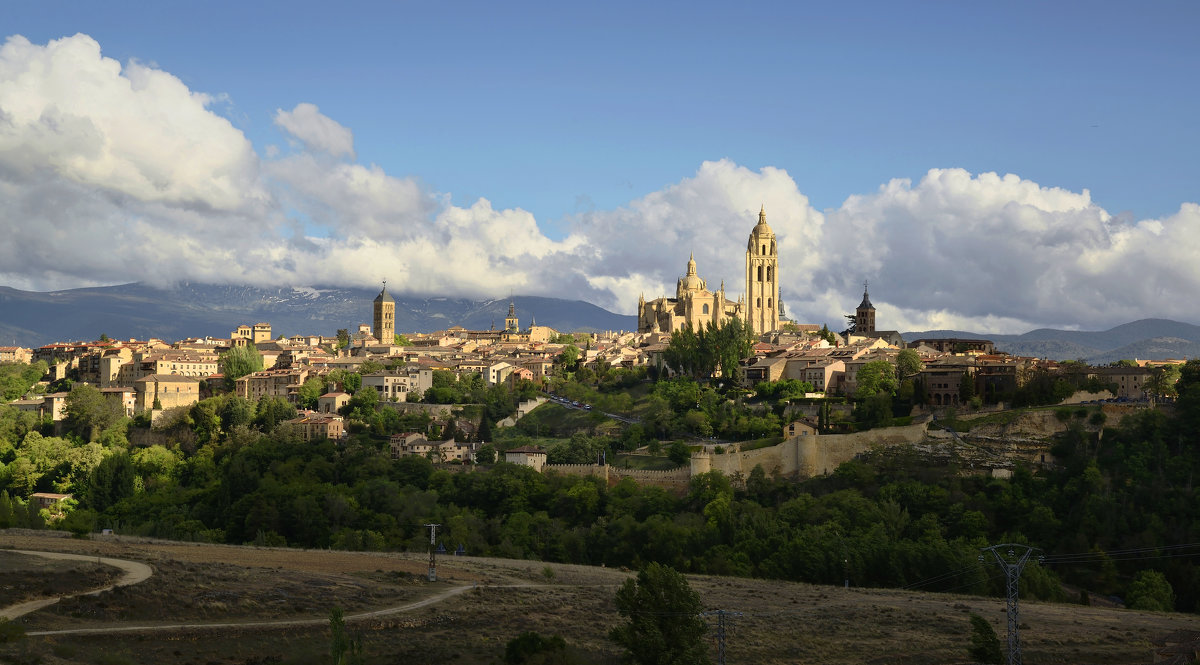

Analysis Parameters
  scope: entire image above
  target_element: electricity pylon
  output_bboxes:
[980,544,1042,665]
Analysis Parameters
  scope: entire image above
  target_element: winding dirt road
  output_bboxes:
[0,550,154,620]
[23,583,475,636]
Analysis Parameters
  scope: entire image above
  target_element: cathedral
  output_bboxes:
[637,206,780,336]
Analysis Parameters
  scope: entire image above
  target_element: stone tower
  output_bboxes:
[373,281,395,344]
[745,205,779,335]
[855,281,876,334]
[505,300,519,333]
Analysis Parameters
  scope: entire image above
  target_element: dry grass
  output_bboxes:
[1,530,1196,664]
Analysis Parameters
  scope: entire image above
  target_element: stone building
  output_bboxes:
[373,282,395,345]
[745,206,780,335]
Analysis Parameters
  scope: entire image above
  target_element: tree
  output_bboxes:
[896,349,922,382]
[1145,364,1181,403]
[558,345,580,373]
[65,384,123,441]
[336,329,350,349]
[610,562,710,665]
[393,333,411,346]
[967,613,1002,664]
[329,607,364,665]
[667,441,691,466]
[221,344,263,390]
[1126,570,1175,612]
[855,360,898,397]
[505,632,569,665]
[476,444,496,465]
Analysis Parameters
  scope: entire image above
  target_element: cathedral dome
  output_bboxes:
[679,253,705,292]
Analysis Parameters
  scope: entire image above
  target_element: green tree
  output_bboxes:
[610,562,710,665]
[967,613,1002,664]
[896,349,922,382]
[220,344,263,390]
[855,360,898,397]
[65,384,123,441]
[336,329,350,349]
[254,396,297,431]
[84,450,136,512]
[476,443,496,464]
[297,377,327,410]
[393,333,411,346]
[1126,570,1175,612]
[1145,363,1181,402]
[667,441,691,467]
[329,606,364,665]
[505,632,569,665]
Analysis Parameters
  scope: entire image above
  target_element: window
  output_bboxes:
[702,304,709,314]
[768,298,772,309]
[756,297,761,307]
[761,244,766,255]
[766,266,772,281]
[757,266,763,281]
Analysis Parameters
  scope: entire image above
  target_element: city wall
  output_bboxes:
[692,422,930,479]
[542,463,692,491]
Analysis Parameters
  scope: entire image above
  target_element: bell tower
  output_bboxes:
[373,280,395,344]
[745,205,779,335]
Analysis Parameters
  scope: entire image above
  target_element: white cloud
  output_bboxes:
[2,33,1199,333]
[274,103,355,159]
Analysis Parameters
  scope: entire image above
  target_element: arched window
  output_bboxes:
[761,244,766,255]
[767,298,772,309]
[757,266,763,281]
[756,297,761,307]
[766,266,772,281]
[702,303,709,314]
[771,240,776,254]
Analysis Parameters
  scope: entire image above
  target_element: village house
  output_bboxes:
[504,445,547,471]
[134,374,201,412]
[284,411,345,441]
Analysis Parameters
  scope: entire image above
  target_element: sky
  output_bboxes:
[1,1,1198,333]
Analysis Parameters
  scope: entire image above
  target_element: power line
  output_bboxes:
[980,544,1041,665]
[701,609,743,665]
[424,523,440,582]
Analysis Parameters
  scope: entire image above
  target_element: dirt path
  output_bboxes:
[0,550,154,621]
[25,583,474,636]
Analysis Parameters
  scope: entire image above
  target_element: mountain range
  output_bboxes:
[902,318,1200,364]
[0,283,635,348]
[1,283,1197,363]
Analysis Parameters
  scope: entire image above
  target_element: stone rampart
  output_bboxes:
[692,422,930,480]
[609,466,691,491]
[544,463,607,481]
[378,402,458,416]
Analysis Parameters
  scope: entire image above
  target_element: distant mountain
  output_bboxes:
[0,283,636,347]
[902,318,1200,362]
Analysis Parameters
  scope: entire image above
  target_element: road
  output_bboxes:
[24,584,475,637]
[0,550,154,621]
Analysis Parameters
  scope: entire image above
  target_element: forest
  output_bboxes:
[0,357,1196,614]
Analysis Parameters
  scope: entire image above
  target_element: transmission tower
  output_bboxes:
[702,609,743,665]
[425,523,441,582]
[979,544,1042,665]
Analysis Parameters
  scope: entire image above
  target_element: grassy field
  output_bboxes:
[2,530,1197,664]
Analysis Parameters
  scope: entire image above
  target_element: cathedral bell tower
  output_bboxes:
[745,205,779,335]
[373,280,395,344]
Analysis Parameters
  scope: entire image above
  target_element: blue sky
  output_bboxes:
[2,1,1198,331]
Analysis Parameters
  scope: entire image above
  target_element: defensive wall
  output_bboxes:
[542,463,692,491]
[691,422,930,479]
[378,402,458,416]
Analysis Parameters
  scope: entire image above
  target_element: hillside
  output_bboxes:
[3,531,1197,665]
[0,283,636,347]
[903,318,1200,361]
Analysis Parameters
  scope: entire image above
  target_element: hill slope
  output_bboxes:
[903,318,1200,361]
[0,283,636,346]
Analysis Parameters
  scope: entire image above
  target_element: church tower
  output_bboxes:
[373,281,395,344]
[505,300,519,333]
[745,205,779,335]
[855,281,876,333]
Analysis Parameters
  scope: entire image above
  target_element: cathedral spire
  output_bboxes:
[686,253,697,275]
[759,204,766,223]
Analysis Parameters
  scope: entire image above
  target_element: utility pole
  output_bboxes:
[702,609,743,665]
[425,523,441,582]
[980,544,1042,665]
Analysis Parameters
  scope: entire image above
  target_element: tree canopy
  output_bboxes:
[610,562,710,665]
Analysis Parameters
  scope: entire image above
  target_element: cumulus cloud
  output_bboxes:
[2,33,1198,333]
[274,103,355,159]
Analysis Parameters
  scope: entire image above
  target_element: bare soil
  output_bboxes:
[1,530,1196,665]
[0,552,121,607]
